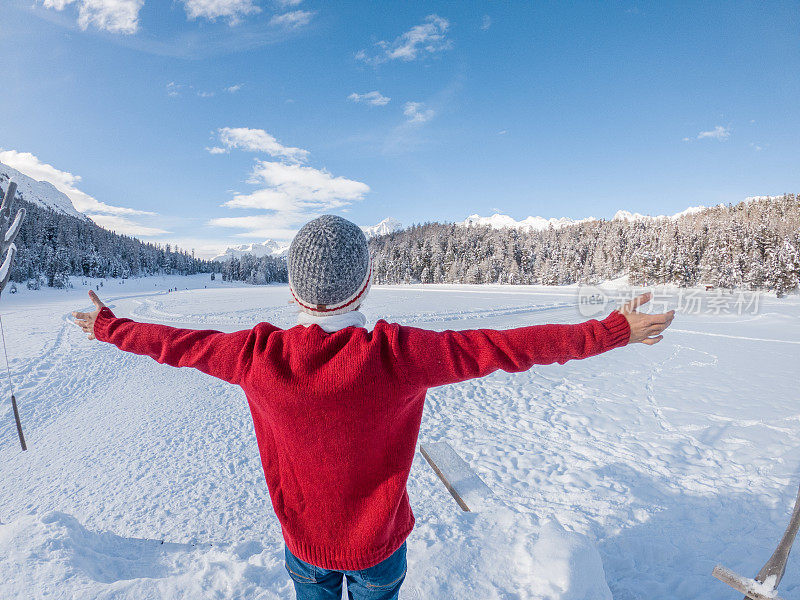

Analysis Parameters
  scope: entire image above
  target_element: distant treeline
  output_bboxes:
[368,195,800,296]
[12,192,799,296]
[10,198,214,289]
[8,193,291,290]
[218,253,288,285]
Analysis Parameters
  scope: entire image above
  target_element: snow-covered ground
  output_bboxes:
[0,276,798,599]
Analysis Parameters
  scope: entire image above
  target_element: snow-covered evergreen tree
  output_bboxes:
[367,194,800,295]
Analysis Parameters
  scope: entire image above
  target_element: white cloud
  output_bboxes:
[0,150,153,217]
[697,125,730,141]
[269,10,313,28]
[41,0,143,34]
[181,0,260,23]
[149,235,243,260]
[206,146,228,154]
[77,0,143,33]
[224,160,369,211]
[211,127,310,162]
[169,82,241,97]
[403,101,434,124]
[356,14,451,65]
[481,15,492,30]
[88,214,168,236]
[348,91,391,107]
[382,78,460,154]
[208,214,301,239]
[210,161,369,238]
[498,129,507,135]
[42,0,73,8]
[0,149,165,237]
[207,128,369,239]
[1,149,79,193]
[275,0,302,6]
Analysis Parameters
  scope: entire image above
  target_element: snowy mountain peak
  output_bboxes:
[461,213,596,231]
[613,206,708,222]
[361,217,403,239]
[0,162,87,220]
[213,217,403,262]
[612,209,648,222]
[212,239,290,263]
[463,204,718,231]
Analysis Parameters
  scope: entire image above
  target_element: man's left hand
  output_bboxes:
[72,290,106,340]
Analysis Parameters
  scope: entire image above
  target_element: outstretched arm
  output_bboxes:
[73,291,275,385]
[393,292,674,390]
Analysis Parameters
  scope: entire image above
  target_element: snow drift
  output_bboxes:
[0,509,611,600]
[0,512,290,600]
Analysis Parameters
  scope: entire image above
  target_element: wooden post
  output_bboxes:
[750,484,800,589]
[419,441,494,512]
[11,395,26,451]
[712,483,800,600]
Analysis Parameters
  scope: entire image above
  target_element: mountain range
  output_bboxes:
[460,205,712,231]
[211,207,714,262]
[211,217,404,262]
[2,159,759,263]
[211,239,291,262]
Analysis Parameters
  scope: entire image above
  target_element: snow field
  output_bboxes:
[0,278,798,598]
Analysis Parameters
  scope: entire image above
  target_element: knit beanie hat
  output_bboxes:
[288,214,372,316]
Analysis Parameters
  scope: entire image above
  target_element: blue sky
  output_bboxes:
[1,1,798,258]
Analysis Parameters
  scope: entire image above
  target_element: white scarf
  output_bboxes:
[296,309,368,333]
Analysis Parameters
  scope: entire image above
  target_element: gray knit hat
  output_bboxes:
[288,214,372,316]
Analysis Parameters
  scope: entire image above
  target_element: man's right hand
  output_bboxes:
[619,292,674,345]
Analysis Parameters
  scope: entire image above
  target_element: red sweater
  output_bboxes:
[94,306,630,570]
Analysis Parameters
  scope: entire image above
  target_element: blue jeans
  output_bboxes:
[284,542,407,600]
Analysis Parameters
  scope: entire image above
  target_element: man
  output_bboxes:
[73,214,674,599]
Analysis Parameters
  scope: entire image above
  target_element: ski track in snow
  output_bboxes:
[669,328,800,345]
[0,277,798,599]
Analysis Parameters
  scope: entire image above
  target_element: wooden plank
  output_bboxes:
[712,565,784,600]
[419,441,493,512]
